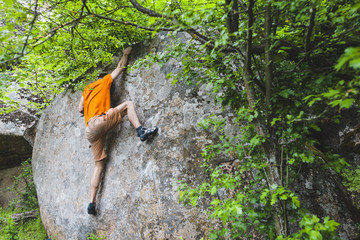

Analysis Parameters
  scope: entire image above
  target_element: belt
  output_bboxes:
[89,113,107,122]
[100,113,107,121]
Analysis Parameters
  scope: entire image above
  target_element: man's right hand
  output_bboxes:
[123,47,132,56]
[111,47,132,80]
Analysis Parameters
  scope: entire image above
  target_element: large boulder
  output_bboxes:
[32,33,227,239]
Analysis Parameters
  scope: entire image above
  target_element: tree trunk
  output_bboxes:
[264,2,273,109]
[225,0,239,35]
[242,0,286,237]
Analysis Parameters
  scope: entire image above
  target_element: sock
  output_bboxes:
[136,126,143,136]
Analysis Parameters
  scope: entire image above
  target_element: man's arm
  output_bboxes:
[110,47,132,80]
[78,96,84,116]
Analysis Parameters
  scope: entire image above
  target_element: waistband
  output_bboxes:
[89,113,107,123]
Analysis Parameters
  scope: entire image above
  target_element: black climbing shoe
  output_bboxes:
[139,126,158,141]
[87,203,96,215]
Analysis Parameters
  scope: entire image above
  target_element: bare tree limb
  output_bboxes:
[32,14,89,44]
[21,0,39,57]
[305,7,316,65]
[129,0,164,18]
[12,211,38,223]
[91,13,174,31]
[0,12,89,65]
[127,0,241,54]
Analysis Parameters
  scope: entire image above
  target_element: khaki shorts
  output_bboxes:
[85,108,123,161]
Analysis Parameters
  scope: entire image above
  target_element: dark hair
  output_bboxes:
[98,73,107,79]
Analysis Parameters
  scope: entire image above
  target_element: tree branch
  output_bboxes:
[21,0,38,57]
[0,12,89,66]
[32,14,89,43]
[90,12,173,31]
[129,0,164,18]
[127,0,241,54]
[243,0,256,110]
[305,7,316,65]
[12,211,38,223]
[0,0,38,66]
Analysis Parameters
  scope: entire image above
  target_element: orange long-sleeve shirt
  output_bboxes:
[82,74,113,126]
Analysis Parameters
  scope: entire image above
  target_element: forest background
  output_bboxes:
[0,0,360,239]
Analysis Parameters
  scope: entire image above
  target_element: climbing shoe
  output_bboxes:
[139,126,158,141]
[87,203,96,215]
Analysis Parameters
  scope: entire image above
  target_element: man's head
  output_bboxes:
[98,73,107,79]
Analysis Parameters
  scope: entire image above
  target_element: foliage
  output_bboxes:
[0,60,64,114]
[8,158,38,211]
[0,207,47,240]
[87,232,107,240]
[177,113,342,239]
[342,166,360,208]
[1,0,360,239]
[0,158,47,239]
[342,166,360,193]
[0,209,19,240]
[166,0,360,238]
[278,215,340,240]
[16,216,47,240]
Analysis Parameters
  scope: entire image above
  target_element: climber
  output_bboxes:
[77,46,158,215]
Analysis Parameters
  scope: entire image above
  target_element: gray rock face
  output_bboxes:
[294,164,360,239]
[32,33,224,239]
[0,109,36,170]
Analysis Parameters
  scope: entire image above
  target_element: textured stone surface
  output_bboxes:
[0,108,36,169]
[32,33,225,240]
[294,164,360,239]
[316,108,360,165]
[303,108,360,239]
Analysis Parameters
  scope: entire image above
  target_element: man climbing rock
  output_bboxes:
[78,47,158,215]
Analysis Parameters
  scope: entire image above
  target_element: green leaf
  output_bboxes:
[210,186,217,195]
[3,0,14,6]
[191,198,197,207]
[279,194,288,200]
[321,89,340,98]
[172,9,181,15]
[291,196,300,209]
[233,205,243,215]
[330,98,355,109]
[309,230,323,240]
[211,198,220,205]
[335,47,360,71]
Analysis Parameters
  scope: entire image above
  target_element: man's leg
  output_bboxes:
[115,101,141,128]
[88,159,106,214]
[115,101,158,141]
